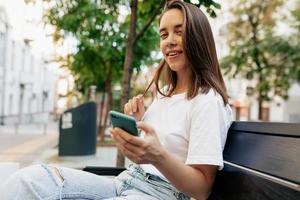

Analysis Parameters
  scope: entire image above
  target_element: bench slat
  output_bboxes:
[209,164,300,200]
[223,129,300,184]
[230,121,300,137]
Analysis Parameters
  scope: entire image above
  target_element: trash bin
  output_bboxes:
[59,102,97,156]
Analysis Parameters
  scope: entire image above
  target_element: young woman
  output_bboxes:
[0,1,232,200]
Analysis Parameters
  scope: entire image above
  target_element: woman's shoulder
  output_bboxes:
[189,88,233,120]
[192,88,223,105]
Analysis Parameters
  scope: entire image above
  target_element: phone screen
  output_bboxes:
[109,110,139,136]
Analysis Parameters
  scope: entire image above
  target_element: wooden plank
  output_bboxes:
[224,130,300,184]
[209,164,300,200]
[229,122,300,137]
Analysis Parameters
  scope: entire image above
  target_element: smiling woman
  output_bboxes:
[0,1,232,200]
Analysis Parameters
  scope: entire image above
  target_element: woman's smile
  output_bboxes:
[166,50,183,61]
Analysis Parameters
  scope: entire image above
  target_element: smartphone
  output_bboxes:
[109,110,139,136]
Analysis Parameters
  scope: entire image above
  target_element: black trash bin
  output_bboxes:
[59,102,97,156]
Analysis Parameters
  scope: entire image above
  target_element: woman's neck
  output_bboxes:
[173,69,190,95]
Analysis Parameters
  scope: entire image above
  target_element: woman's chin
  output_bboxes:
[168,63,184,72]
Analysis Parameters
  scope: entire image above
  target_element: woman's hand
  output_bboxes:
[124,94,145,121]
[111,122,165,165]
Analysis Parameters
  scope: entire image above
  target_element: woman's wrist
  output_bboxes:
[153,148,170,167]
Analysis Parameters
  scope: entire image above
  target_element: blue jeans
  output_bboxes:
[0,164,189,200]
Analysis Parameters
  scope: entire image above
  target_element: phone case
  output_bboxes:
[109,110,139,136]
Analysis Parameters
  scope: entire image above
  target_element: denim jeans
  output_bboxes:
[0,164,189,200]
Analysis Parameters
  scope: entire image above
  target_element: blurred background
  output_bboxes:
[0,0,299,176]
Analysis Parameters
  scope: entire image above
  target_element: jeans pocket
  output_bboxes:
[146,178,171,190]
[146,177,177,197]
[146,177,190,200]
[115,170,133,195]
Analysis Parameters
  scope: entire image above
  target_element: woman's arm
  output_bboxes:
[156,150,217,200]
[111,122,217,200]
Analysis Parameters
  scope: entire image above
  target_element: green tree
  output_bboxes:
[291,1,300,81]
[42,0,160,141]
[44,0,125,141]
[221,0,300,120]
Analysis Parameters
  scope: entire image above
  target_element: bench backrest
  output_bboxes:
[209,121,300,200]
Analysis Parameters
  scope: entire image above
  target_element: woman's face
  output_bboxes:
[159,9,188,74]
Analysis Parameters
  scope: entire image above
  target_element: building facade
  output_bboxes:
[226,77,300,122]
[0,6,56,125]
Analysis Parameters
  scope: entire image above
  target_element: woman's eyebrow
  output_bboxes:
[159,24,182,33]
[174,24,183,29]
[159,27,166,33]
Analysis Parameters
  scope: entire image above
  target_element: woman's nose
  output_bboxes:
[166,34,177,47]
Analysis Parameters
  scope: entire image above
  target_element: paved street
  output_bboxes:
[0,133,57,167]
[0,122,58,167]
[0,122,129,170]
[0,122,134,184]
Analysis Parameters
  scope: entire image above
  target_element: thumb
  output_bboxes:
[137,122,155,135]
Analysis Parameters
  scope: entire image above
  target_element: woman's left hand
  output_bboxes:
[111,122,165,165]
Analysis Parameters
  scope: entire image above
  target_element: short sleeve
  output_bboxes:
[185,97,227,169]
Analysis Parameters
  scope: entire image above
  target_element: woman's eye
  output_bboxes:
[176,30,182,35]
[160,34,167,39]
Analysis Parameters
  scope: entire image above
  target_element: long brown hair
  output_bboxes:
[144,0,228,105]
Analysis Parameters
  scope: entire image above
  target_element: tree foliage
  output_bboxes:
[44,0,121,94]
[42,0,161,143]
[221,0,300,120]
[185,0,221,17]
[43,0,159,96]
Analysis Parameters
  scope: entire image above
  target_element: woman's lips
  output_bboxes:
[166,50,182,60]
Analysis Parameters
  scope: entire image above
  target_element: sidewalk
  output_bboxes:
[37,145,123,169]
[0,134,57,166]
[0,122,129,169]
[0,122,59,167]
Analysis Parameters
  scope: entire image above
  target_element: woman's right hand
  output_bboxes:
[124,94,145,121]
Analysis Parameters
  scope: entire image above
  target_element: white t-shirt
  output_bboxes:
[140,89,233,178]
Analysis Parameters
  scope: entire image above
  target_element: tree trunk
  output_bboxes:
[248,14,263,120]
[99,80,113,142]
[98,91,106,142]
[256,69,264,121]
[120,0,138,110]
[258,75,268,121]
[117,0,138,167]
[258,91,263,120]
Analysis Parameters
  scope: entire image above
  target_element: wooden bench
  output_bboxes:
[83,121,300,199]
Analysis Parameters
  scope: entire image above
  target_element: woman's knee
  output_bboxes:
[4,164,42,184]
[0,165,47,199]
[0,164,61,199]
